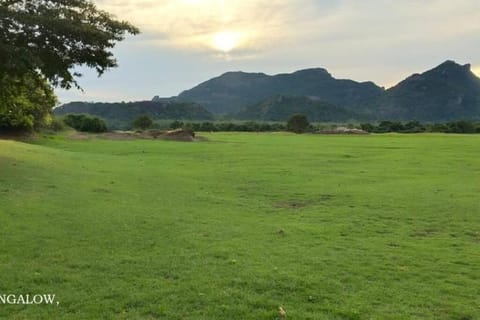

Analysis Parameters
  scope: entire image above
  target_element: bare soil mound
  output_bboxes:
[69,129,199,142]
[318,127,368,135]
[161,129,195,141]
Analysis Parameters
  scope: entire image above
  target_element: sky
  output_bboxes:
[56,0,480,104]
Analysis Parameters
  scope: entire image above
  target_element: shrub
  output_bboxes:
[49,117,66,131]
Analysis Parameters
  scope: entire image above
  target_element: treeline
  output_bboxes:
[360,120,480,134]
[170,120,287,132]
[52,114,480,134]
[170,120,480,134]
[62,114,108,133]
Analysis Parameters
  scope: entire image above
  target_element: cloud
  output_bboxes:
[95,0,480,67]
[58,0,480,103]
[95,0,336,53]
[312,0,480,43]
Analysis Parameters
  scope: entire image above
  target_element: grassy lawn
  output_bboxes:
[0,133,479,319]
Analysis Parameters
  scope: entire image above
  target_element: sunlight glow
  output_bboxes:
[182,0,203,4]
[213,31,240,52]
[473,67,480,78]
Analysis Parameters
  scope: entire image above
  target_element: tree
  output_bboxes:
[0,0,140,89]
[132,115,153,130]
[360,123,375,133]
[0,1,138,132]
[0,73,57,131]
[287,114,310,134]
[170,120,185,130]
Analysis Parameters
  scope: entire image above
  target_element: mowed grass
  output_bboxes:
[0,133,479,319]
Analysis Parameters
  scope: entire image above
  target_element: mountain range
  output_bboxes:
[58,60,480,123]
[167,68,383,115]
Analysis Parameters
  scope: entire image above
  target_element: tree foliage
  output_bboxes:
[63,114,107,133]
[132,114,153,130]
[0,0,138,132]
[0,73,57,131]
[170,121,287,132]
[360,120,480,134]
[0,0,140,89]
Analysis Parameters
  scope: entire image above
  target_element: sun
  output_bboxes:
[213,31,240,53]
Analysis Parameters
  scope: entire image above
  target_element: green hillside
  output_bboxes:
[233,95,358,121]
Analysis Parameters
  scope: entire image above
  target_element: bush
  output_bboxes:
[49,117,66,131]
[63,114,108,133]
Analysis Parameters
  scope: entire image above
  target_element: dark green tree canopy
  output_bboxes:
[287,114,310,134]
[132,114,153,130]
[0,0,139,89]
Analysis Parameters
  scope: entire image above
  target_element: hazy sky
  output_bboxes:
[56,0,480,104]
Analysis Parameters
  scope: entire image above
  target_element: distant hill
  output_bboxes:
[62,60,480,125]
[169,68,384,114]
[54,101,214,128]
[372,61,480,121]
[233,95,358,121]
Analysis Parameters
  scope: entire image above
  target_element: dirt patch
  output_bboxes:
[273,194,334,210]
[274,201,309,209]
[319,194,334,201]
[68,129,203,142]
[99,132,138,140]
[68,132,92,140]
[318,127,369,135]
[161,129,195,142]
[410,228,438,238]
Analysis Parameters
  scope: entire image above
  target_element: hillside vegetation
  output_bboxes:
[54,101,214,129]
[233,95,358,121]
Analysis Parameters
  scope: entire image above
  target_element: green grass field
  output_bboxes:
[1,133,479,319]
